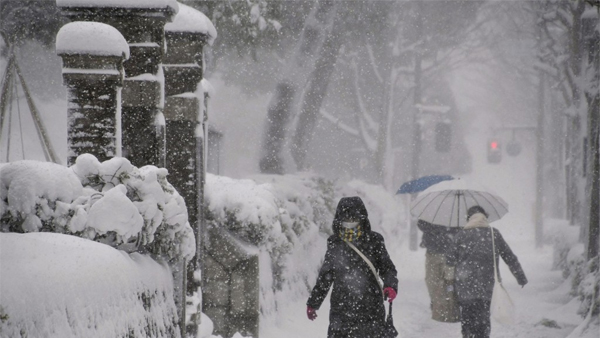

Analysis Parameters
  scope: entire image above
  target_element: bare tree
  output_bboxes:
[259,0,338,174]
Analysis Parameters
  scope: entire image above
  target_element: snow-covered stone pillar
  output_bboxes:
[57,0,179,168]
[163,3,212,252]
[163,4,217,336]
[56,22,129,165]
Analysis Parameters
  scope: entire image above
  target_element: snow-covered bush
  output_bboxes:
[549,220,599,332]
[546,218,580,273]
[0,155,195,262]
[204,172,405,315]
[576,256,599,319]
[562,245,600,319]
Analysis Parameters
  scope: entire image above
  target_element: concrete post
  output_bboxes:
[56,21,129,165]
[57,0,178,167]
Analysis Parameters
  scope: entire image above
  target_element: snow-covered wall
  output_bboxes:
[0,232,180,338]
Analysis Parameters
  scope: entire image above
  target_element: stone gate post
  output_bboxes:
[162,4,216,336]
[57,0,178,167]
[56,21,129,165]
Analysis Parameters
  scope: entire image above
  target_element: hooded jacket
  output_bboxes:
[447,213,528,302]
[307,197,398,338]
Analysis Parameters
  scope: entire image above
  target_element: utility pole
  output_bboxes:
[409,2,423,251]
[535,71,546,248]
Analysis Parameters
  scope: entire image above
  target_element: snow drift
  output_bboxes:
[0,232,179,338]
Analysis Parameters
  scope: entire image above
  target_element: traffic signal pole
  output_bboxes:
[409,55,422,251]
[408,2,423,252]
[535,71,546,248]
[490,125,541,246]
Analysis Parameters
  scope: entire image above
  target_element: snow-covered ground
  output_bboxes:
[259,234,596,338]
[2,214,595,338]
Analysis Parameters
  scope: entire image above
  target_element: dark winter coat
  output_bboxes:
[307,197,398,338]
[417,219,460,256]
[447,216,527,302]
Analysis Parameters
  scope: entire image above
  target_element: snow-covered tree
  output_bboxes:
[0,0,63,48]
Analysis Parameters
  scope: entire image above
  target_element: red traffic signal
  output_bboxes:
[487,139,502,163]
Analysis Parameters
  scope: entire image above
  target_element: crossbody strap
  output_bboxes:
[344,240,384,293]
[490,227,500,284]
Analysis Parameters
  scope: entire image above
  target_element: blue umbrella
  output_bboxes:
[396,175,454,194]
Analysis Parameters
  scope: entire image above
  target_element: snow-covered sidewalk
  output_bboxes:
[260,237,592,338]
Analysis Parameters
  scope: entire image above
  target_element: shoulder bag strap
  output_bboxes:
[344,240,384,293]
[490,227,500,284]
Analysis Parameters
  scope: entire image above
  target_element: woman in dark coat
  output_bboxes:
[447,206,528,338]
[306,196,398,338]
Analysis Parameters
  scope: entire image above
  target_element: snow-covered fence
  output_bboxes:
[54,3,219,334]
[56,21,129,165]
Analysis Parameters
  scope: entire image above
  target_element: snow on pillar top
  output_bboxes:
[165,3,217,46]
[56,21,129,59]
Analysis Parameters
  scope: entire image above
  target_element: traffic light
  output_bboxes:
[487,139,502,163]
[506,140,522,157]
[435,122,452,153]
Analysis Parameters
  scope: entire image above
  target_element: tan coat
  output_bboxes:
[425,251,460,322]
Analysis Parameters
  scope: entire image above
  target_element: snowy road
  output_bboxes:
[260,238,587,338]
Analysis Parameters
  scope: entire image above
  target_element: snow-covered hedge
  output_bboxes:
[0,155,195,262]
[550,221,600,336]
[204,172,404,315]
[562,245,600,320]
[0,232,180,338]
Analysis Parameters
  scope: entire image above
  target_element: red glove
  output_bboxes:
[383,287,397,303]
[307,306,317,320]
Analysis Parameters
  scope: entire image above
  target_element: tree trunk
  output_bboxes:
[567,1,586,228]
[291,2,345,171]
[587,95,599,260]
[259,0,337,174]
[584,8,599,260]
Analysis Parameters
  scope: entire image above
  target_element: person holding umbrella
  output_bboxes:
[306,196,398,338]
[398,175,460,323]
[447,205,528,338]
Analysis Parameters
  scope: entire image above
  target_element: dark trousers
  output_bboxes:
[459,299,491,338]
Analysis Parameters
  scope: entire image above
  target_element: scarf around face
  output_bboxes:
[339,223,363,242]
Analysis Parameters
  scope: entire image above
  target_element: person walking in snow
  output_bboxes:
[447,205,528,338]
[418,219,461,322]
[306,196,398,338]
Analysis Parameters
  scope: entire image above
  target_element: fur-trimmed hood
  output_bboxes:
[464,212,489,229]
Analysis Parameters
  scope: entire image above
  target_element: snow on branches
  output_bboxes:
[0,154,195,262]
